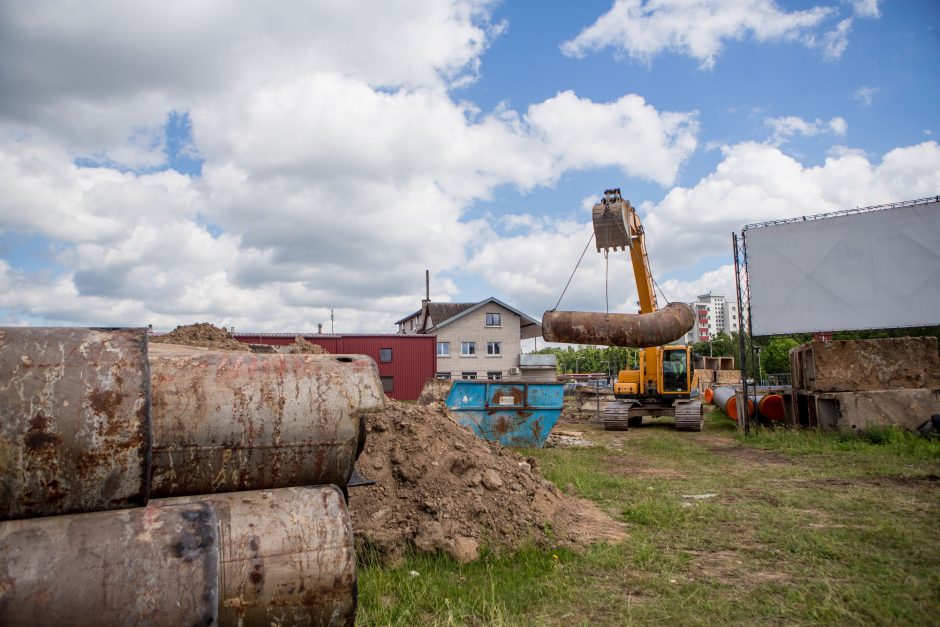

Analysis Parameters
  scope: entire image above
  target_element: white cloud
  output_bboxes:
[820,17,852,61]
[644,140,940,272]
[853,86,879,106]
[848,0,881,18]
[0,0,501,169]
[764,115,847,144]
[0,2,701,331]
[525,91,698,186]
[561,0,835,68]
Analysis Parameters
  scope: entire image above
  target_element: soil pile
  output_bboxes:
[349,399,626,564]
[150,323,248,351]
[281,336,327,354]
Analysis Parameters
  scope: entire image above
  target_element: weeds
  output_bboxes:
[358,419,940,625]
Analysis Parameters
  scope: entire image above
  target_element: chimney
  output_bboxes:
[317,323,323,334]
[418,270,431,333]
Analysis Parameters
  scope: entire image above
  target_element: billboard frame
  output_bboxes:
[732,195,940,432]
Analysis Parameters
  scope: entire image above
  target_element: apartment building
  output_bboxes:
[683,292,740,343]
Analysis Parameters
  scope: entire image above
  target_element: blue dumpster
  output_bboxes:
[445,380,564,447]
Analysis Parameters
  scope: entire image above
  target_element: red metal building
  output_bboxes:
[232,333,436,401]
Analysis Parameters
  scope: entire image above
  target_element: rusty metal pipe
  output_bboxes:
[148,344,384,498]
[541,302,695,348]
[0,486,356,626]
[0,327,152,521]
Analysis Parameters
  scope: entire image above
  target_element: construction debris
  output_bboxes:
[790,337,940,431]
[151,322,249,352]
[281,336,328,354]
[349,400,626,564]
[545,430,595,448]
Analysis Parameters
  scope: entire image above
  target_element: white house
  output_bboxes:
[395,297,545,380]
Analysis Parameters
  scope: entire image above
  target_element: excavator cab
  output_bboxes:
[660,346,691,395]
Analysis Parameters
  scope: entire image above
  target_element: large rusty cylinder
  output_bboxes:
[0,501,220,626]
[0,486,356,627]
[0,327,152,521]
[198,486,356,627]
[148,343,384,498]
[541,302,696,348]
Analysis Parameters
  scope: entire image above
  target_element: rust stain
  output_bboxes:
[25,412,60,452]
[87,388,125,423]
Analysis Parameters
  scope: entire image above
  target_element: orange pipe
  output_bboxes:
[703,387,714,404]
[756,394,785,422]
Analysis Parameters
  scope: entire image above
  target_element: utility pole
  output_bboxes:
[330,308,334,334]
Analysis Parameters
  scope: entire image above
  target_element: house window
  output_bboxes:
[380,376,394,392]
[461,341,476,356]
[436,371,451,380]
[437,341,450,357]
[487,371,502,380]
[487,341,501,356]
[379,348,393,363]
[461,371,478,380]
[485,312,501,327]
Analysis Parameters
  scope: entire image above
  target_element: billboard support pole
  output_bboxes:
[732,231,752,435]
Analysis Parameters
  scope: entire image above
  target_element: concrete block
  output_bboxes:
[714,370,742,385]
[789,337,940,393]
[815,388,940,432]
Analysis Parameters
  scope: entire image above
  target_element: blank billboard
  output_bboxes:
[745,198,940,336]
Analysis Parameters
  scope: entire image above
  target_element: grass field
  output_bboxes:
[357,412,940,625]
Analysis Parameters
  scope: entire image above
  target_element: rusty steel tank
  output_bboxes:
[147,343,384,498]
[0,327,152,521]
[542,302,695,348]
[0,486,356,626]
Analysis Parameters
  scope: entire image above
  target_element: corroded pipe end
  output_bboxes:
[541,302,695,348]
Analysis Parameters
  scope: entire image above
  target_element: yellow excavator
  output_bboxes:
[542,188,704,431]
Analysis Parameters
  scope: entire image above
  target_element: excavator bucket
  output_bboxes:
[592,189,633,252]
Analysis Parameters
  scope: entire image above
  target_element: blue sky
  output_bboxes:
[0,1,937,331]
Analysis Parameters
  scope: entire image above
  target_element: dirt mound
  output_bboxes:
[150,322,248,351]
[281,336,327,354]
[349,400,626,564]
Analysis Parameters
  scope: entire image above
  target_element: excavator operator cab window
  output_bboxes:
[662,349,688,393]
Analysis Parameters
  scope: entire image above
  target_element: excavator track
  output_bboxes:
[602,400,634,431]
[675,400,704,432]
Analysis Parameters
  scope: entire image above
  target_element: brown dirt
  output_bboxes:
[697,435,793,466]
[150,322,249,351]
[349,399,627,564]
[280,336,327,354]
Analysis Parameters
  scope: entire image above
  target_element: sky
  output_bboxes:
[1,0,938,334]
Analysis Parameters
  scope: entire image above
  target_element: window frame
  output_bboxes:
[461,341,476,357]
[486,341,501,356]
[461,371,478,380]
[436,371,451,380]
[487,370,502,380]
[485,312,501,327]
[380,375,394,393]
[437,341,450,357]
[379,348,393,363]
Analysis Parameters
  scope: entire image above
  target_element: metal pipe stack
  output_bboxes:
[0,327,384,626]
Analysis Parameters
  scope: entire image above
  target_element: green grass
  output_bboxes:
[357,413,940,625]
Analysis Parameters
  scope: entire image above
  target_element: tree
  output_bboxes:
[533,345,638,375]
[759,337,800,376]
